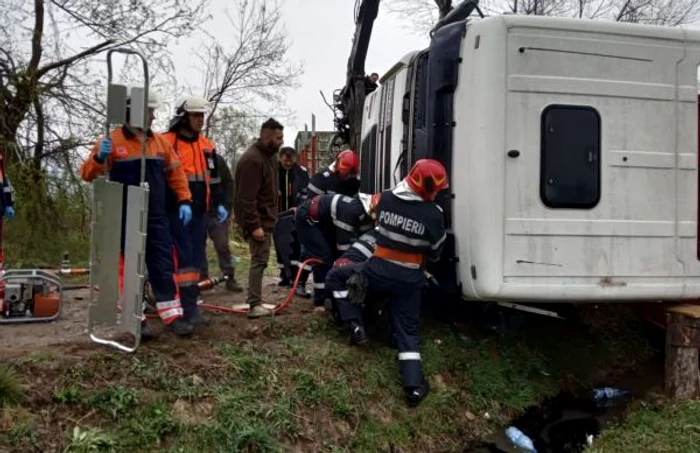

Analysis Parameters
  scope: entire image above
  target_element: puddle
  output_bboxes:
[466,391,635,453]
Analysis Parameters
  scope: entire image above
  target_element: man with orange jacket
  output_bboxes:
[80,91,194,338]
[161,96,226,327]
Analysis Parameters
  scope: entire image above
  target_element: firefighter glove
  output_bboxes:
[217,205,228,223]
[4,206,14,220]
[98,138,112,161]
[179,204,192,226]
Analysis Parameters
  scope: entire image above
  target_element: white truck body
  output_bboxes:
[360,15,700,302]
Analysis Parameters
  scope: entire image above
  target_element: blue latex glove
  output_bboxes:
[217,205,228,223]
[179,204,192,226]
[98,138,112,161]
[4,206,14,220]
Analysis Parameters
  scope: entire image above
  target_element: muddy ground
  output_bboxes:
[0,274,665,453]
[0,276,312,359]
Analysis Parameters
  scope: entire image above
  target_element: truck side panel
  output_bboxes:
[456,16,700,301]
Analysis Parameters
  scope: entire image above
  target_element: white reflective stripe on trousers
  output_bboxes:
[398,352,421,361]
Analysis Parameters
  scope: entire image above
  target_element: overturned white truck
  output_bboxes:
[359,14,700,305]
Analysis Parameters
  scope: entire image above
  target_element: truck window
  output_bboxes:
[540,105,601,209]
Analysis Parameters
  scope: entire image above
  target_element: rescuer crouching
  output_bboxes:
[295,192,379,309]
[334,159,449,408]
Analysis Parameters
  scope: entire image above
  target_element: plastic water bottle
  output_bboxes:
[592,387,629,401]
[505,426,537,452]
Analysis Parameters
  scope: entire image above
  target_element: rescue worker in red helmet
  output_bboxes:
[335,159,448,407]
[80,89,194,338]
[295,191,378,309]
[162,96,227,328]
[300,149,361,201]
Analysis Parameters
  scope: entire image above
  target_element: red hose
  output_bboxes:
[198,257,323,315]
[102,257,325,318]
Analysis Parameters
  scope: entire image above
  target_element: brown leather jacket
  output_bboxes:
[233,141,279,236]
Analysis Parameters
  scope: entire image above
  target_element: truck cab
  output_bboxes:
[360,15,700,303]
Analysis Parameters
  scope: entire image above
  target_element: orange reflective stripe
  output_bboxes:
[174,269,200,287]
[373,245,424,266]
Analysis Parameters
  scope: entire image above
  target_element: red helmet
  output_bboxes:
[335,150,360,179]
[406,159,449,201]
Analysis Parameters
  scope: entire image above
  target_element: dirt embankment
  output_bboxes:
[0,277,661,453]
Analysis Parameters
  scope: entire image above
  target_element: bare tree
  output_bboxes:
[386,0,700,30]
[0,0,210,172]
[383,0,453,33]
[0,0,209,264]
[207,106,259,160]
[199,0,301,136]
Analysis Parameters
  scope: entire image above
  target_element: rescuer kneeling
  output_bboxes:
[336,159,448,407]
[295,192,378,309]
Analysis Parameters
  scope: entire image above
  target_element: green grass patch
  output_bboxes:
[0,250,660,452]
[587,400,700,453]
[0,365,23,407]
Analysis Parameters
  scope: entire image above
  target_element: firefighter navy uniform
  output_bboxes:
[295,193,374,307]
[80,126,193,333]
[301,161,361,201]
[324,228,378,323]
[162,130,223,324]
[337,178,446,406]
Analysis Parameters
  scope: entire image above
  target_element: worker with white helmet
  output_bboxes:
[161,96,227,329]
[81,88,195,339]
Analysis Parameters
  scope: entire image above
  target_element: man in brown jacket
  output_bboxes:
[233,118,283,318]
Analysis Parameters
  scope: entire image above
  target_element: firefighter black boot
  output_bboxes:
[405,378,430,408]
[168,317,194,336]
[140,320,154,341]
[188,311,211,328]
[349,321,368,346]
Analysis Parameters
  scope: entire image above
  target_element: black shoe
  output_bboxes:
[140,321,154,341]
[405,379,430,408]
[188,312,211,328]
[349,321,368,346]
[278,278,291,287]
[167,317,194,336]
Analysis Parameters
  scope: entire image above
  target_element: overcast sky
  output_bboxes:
[168,0,432,148]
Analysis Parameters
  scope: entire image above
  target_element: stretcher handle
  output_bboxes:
[106,48,150,185]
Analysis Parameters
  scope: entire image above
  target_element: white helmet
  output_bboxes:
[174,96,209,115]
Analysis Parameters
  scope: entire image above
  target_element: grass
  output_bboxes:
[587,400,700,453]
[0,366,23,407]
[0,296,658,452]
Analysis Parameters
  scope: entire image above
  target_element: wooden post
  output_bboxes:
[665,305,700,400]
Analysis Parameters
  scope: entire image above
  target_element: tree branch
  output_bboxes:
[28,0,46,75]
[36,40,114,78]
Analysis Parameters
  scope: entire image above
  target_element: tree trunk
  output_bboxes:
[665,309,700,400]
